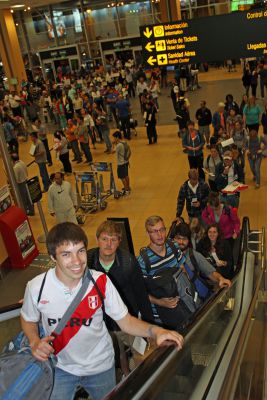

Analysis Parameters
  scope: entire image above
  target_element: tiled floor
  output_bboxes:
[0,66,266,307]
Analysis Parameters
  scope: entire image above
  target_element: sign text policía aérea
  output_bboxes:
[140,9,267,67]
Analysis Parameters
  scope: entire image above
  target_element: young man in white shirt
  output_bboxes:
[21,223,183,400]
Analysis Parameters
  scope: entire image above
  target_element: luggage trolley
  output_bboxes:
[90,162,122,201]
[74,172,99,221]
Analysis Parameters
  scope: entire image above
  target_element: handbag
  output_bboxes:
[0,269,94,400]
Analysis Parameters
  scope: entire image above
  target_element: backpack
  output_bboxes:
[184,248,212,301]
[139,240,198,330]
[122,141,131,162]
[0,273,54,400]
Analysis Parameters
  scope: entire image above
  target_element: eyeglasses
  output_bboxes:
[147,227,166,234]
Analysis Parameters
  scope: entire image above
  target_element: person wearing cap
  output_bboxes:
[176,169,210,220]
[212,102,227,139]
[215,150,244,208]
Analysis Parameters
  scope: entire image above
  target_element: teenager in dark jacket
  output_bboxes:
[176,169,210,219]
[88,221,153,326]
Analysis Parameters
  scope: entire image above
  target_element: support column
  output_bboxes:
[0,9,27,89]
[159,0,181,22]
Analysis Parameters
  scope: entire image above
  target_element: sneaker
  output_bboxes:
[72,158,77,162]
[255,184,260,189]
[76,160,82,164]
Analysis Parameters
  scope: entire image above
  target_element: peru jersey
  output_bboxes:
[21,269,128,376]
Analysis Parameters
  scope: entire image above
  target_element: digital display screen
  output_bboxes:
[140,8,267,66]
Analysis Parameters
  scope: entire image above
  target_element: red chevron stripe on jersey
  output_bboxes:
[52,273,107,355]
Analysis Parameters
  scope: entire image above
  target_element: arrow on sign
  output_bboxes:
[145,42,155,52]
[143,27,152,38]
[147,56,157,66]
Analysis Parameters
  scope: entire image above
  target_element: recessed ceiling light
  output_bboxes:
[11,4,25,8]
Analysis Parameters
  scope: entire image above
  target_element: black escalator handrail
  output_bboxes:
[217,225,265,400]
[104,217,250,400]
[0,302,22,315]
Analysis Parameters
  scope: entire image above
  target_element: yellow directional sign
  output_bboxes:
[153,25,165,38]
[147,56,157,66]
[143,27,152,38]
[157,54,168,65]
[155,40,166,52]
[145,42,155,52]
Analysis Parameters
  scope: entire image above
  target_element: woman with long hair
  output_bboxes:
[197,224,234,279]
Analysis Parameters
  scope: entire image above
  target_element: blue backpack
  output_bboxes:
[0,273,54,400]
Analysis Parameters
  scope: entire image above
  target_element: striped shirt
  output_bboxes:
[137,241,185,319]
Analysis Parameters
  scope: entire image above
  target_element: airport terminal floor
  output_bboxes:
[0,66,267,304]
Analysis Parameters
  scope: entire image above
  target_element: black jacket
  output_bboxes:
[215,161,244,192]
[87,247,154,330]
[195,107,212,126]
[177,180,210,218]
[197,239,234,279]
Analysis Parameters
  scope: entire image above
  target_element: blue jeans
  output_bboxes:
[248,155,262,185]
[100,127,112,151]
[50,365,116,400]
[37,162,50,192]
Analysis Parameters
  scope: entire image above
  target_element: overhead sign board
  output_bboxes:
[140,9,267,66]
[39,46,78,60]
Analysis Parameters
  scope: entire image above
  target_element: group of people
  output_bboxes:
[10,61,259,400]
[173,89,267,191]
[21,211,233,399]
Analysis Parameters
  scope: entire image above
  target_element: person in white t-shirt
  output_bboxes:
[21,222,183,400]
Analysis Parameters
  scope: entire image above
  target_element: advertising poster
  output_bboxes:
[0,185,12,214]
[15,220,36,259]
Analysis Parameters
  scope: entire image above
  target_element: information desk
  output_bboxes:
[140,8,267,66]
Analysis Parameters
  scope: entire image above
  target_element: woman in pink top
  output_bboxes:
[202,192,240,247]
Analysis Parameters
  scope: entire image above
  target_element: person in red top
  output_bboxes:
[201,191,240,249]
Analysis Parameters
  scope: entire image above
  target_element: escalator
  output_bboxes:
[0,217,265,399]
[104,217,266,400]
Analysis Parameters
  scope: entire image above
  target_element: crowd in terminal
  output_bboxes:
[1,57,267,399]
